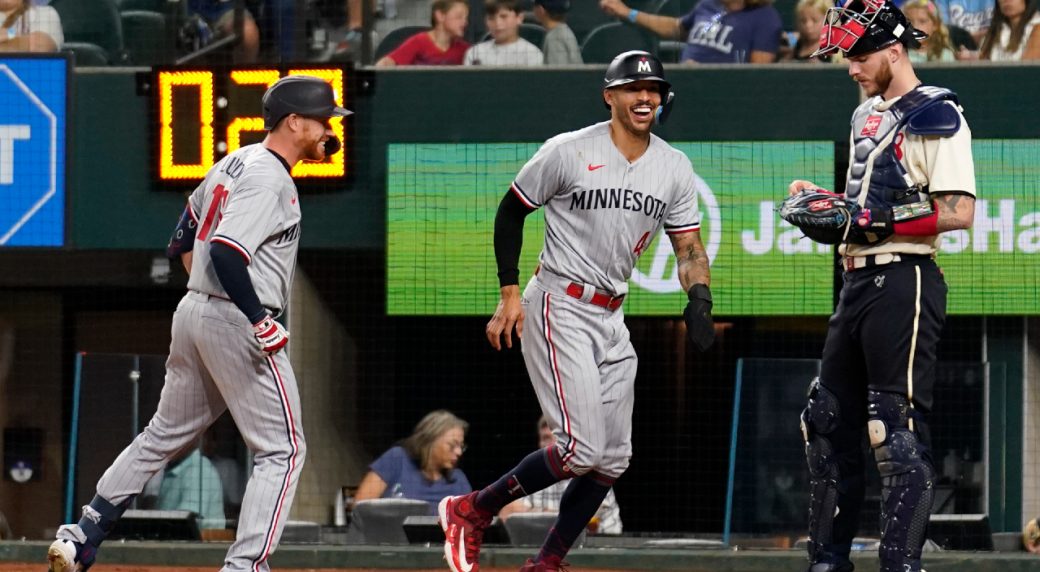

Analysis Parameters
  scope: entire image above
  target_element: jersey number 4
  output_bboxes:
[633,231,652,256]
[198,184,229,241]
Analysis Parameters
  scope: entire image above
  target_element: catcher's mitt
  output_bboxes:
[778,190,854,245]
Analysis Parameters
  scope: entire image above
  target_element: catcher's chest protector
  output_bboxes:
[847,86,957,210]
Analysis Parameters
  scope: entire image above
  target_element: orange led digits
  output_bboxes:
[159,70,215,180]
[156,67,348,185]
[226,70,281,155]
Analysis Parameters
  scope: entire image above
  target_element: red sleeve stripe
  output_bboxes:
[188,206,200,223]
[211,235,252,264]
[665,223,701,235]
[511,182,540,209]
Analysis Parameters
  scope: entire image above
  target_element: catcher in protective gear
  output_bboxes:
[777,189,855,245]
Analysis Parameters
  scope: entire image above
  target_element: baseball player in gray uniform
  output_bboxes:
[439,51,715,572]
[47,75,350,572]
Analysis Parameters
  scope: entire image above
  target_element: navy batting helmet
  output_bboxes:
[602,50,676,124]
[262,75,352,131]
[814,0,926,58]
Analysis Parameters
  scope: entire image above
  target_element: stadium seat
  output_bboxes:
[117,0,165,10]
[52,0,128,65]
[121,10,172,65]
[61,43,111,67]
[348,498,430,544]
[654,0,697,17]
[374,25,428,61]
[580,22,658,64]
[480,23,546,48]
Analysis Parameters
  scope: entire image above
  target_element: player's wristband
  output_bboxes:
[628,8,639,22]
[892,200,939,236]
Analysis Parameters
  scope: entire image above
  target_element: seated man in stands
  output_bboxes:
[499,417,622,535]
[376,0,469,65]
[464,0,543,65]
[600,0,782,63]
[0,0,62,52]
[533,0,582,64]
[353,410,472,515]
[141,444,226,530]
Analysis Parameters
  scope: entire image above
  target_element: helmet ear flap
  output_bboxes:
[655,91,675,125]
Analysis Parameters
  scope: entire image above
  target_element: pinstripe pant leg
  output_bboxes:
[96,296,227,506]
[598,312,637,479]
[521,288,606,475]
[193,299,306,572]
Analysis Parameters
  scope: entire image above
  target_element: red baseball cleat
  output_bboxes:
[439,493,492,572]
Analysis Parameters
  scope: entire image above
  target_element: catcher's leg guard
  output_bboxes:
[868,390,935,572]
[801,378,863,569]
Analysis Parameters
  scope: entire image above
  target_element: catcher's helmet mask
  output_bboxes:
[813,0,927,58]
[602,50,676,125]
[262,75,352,131]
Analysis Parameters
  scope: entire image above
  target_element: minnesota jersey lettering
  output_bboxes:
[568,188,669,221]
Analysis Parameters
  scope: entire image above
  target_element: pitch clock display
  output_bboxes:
[152,67,349,185]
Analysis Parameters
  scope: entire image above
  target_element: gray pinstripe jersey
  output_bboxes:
[186,144,301,313]
[511,122,701,295]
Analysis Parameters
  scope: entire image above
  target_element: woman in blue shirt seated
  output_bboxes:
[354,410,472,515]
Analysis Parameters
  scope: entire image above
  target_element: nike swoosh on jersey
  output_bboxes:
[587,164,606,171]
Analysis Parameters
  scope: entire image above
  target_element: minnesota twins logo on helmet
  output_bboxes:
[602,50,676,124]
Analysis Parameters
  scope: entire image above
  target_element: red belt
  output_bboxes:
[565,283,625,311]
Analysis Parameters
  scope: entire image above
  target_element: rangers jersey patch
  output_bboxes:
[860,115,883,137]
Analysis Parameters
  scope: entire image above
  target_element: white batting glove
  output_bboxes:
[252,315,289,355]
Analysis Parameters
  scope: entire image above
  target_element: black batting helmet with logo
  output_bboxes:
[814,0,927,58]
[602,50,676,124]
[262,75,352,131]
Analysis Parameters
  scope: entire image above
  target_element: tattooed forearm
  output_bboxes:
[671,233,711,290]
[934,192,975,232]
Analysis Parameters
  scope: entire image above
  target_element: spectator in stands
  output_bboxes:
[0,510,11,539]
[499,417,623,534]
[1024,516,1040,553]
[376,0,469,65]
[600,0,783,63]
[978,0,1040,59]
[0,0,62,52]
[902,0,957,60]
[354,410,472,515]
[187,0,260,63]
[464,0,543,65]
[533,0,582,64]
[779,0,837,62]
[142,446,226,530]
[935,0,992,45]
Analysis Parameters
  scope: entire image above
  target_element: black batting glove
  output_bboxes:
[848,205,894,244]
[684,283,715,352]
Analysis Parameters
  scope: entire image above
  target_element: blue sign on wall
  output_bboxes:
[0,56,67,247]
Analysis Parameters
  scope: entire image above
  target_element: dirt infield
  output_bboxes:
[0,566,623,572]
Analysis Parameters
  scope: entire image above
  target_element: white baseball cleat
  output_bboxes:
[46,538,77,572]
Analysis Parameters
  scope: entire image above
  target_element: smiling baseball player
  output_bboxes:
[47,76,349,572]
[438,51,715,572]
